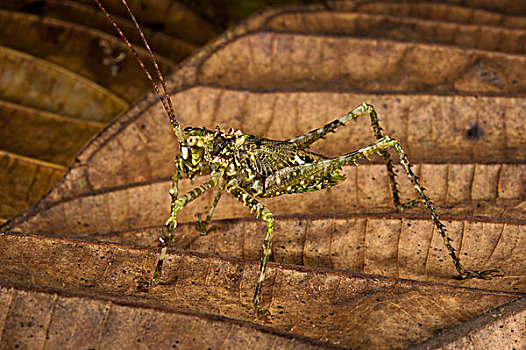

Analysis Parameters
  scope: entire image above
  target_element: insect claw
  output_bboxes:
[255,305,270,317]
[135,275,160,290]
[458,268,503,279]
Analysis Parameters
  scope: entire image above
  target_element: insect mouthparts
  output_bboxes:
[181,147,189,160]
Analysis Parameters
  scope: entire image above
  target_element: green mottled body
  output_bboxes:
[158,104,500,314]
[179,127,345,199]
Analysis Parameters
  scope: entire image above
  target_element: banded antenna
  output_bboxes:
[93,0,184,141]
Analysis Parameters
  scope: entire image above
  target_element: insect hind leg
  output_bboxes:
[356,105,500,278]
[287,103,374,149]
[293,136,500,280]
[355,103,410,211]
[388,139,501,279]
[287,102,407,212]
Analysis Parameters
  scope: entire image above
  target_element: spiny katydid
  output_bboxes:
[94,0,501,315]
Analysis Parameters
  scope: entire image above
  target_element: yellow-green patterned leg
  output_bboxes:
[270,134,501,280]
[339,136,501,278]
[264,136,400,196]
[196,179,227,236]
[390,140,502,279]
[287,103,408,211]
[138,171,222,287]
[226,179,274,315]
[360,103,404,211]
[331,134,501,279]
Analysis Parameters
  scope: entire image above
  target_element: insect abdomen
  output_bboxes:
[261,169,345,197]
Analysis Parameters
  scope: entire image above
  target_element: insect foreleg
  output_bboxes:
[138,171,222,287]
[197,179,227,235]
[225,179,274,315]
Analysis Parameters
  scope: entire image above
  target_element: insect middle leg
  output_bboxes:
[138,171,222,287]
[225,179,274,315]
[196,179,227,235]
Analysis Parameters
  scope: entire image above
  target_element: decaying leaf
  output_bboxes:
[1,1,525,348]
[0,151,64,224]
[0,282,331,350]
[0,100,105,166]
[0,1,203,221]
[0,232,523,349]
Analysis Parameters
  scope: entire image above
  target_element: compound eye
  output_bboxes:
[187,136,198,147]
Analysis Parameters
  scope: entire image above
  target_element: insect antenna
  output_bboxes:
[93,0,184,141]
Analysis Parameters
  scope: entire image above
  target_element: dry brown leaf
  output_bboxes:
[199,33,526,93]
[85,214,526,291]
[410,296,526,350]
[0,151,64,223]
[0,232,523,349]
[0,1,197,60]
[265,10,526,54]
[0,283,331,350]
[73,0,218,45]
[0,1,206,221]
[345,1,526,25]
[0,45,127,121]
[0,8,176,103]
[0,100,104,165]
[1,2,526,348]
